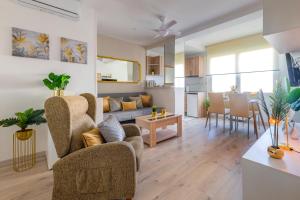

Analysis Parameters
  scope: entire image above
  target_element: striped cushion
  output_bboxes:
[129,96,143,109]
[109,97,123,112]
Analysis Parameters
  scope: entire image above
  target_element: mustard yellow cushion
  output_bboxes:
[121,101,137,111]
[82,128,105,147]
[141,95,152,107]
[103,96,110,113]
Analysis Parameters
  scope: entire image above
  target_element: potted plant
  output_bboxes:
[43,72,71,96]
[0,108,46,171]
[259,82,290,159]
[204,98,210,117]
[152,105,157,118]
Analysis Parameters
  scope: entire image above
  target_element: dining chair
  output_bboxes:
[205,92,229,132]
[228,93,255,138]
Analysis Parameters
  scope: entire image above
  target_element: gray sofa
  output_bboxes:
[98,92,160,122]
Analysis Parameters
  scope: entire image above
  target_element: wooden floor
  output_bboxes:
[0,117,263,200]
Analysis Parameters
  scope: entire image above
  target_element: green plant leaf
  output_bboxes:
[287,88,300,104]
[43,79,55,90]
[0,118,18,127]
[0,108,46,131]
[48,72,57,81]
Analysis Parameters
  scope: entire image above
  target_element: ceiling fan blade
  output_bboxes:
[164,20,177,29]
[163,30,170,37]
[152,29,160,32]
[153,34,161,39]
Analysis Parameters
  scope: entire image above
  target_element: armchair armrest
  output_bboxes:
[122,124,142,137]
[52,142,136,199]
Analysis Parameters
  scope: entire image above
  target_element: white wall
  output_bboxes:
[97,35,146,93]
[145,87,176,113]
[0,0,97,162]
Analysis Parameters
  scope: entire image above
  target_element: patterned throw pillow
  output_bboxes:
[141,95,153,107]
[82,128,105,147]
[122,101,137,111]
[129,96,143,109]
[109,97,123,112]
[98,115,125,142]
[103,96,110,113]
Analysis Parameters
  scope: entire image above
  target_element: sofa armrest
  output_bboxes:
[52,142,136,198]
[122,124,142,137]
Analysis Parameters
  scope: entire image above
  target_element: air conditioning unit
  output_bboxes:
[16,0,80,21]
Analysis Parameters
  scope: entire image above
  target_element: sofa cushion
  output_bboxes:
[109,97,123,112]
[129,96,143,109]
[141,95,153,107]
[82,128,105,147]
[103,96,110,113]
[98,115,125,142]
[125,136,143,171]
[122,101,137,111]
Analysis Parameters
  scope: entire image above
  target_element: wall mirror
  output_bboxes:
[96,56,141,83]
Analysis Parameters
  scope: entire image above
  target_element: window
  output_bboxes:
[210,55,236,92]
[239,48,274,92]
[175,64,185,88]
[240,71,273,93]
[209,48,275,93]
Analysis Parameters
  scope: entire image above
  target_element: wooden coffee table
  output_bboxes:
[135,113,182,147]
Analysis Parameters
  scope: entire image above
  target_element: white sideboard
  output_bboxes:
[242,128,300,200]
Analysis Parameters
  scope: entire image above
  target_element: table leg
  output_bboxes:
[149,125,156,147]
[251,103,258,139]
[177,115,182,137]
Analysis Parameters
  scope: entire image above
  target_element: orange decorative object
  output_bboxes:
[267,146,284,159]
[269,117,281,125]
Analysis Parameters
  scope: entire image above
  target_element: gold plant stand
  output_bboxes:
[13,129,36,172]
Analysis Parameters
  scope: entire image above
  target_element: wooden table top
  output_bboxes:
[135,113,181,123]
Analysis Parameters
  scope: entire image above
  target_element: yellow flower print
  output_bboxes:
[38,34,49,44]
[13,32,26,45]
[64,48,73,62]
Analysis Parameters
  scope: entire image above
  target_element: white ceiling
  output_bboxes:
[178,11,263,54]
[86,0,262,46]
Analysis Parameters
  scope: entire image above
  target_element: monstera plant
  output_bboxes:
[287,86,300,111]
[43,72,71,96]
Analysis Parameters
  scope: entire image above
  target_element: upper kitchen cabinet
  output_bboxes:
[185,55,204,77]
[263,0,300,53]
[146,46,164,75]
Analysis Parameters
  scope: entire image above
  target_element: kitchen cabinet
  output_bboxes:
[186,92,206,118]
[147,56,161,75]
[185,56,204,77]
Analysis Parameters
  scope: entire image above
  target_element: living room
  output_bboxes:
[1,0,300,200]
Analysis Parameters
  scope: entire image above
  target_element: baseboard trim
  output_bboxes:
[0,151,46,168]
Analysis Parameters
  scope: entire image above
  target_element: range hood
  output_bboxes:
[263,0,300,54]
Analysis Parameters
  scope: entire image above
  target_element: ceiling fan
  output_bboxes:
[153,16,181,39]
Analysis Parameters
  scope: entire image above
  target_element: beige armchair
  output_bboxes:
[44,93,143,200]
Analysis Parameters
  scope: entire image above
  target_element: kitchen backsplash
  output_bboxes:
[185,77,207,92]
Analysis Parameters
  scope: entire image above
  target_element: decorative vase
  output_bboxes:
[160,108,167,116]
[13,129,36,171]
[152,112,157,118]
[16,129,33,140]
[267,146,284,159]
[53,89,64,96]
